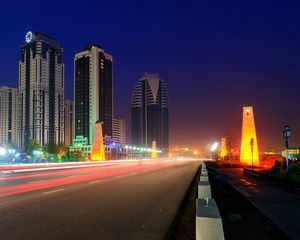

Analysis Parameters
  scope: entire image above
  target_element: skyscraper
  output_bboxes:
[0,86,20,147]
[131,73,169,151]
[64,99,74,146]
[112,117,126,146]
[19,31,64,147]
[74,45,113,145]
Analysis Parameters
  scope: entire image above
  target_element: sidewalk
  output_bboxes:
[217,168,300,239]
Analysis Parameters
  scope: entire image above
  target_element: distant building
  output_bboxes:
[131,73,169,151]
[282,148,300,160]
[19,31,64,147]
[74,44,113,145]
[112,117,126,146]
[0,86,20,147]
[64,100,74,146]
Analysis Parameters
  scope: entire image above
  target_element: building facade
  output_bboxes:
[112,117,126,146]
[19,31,64,147]
[64,99,74,146]
[131,73,169,151]
[0,86,20,147]
[74,44,113,145]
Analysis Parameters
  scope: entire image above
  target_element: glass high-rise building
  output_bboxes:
[19,31,64,147]
[131,73,169,151]
[74,45,113,145]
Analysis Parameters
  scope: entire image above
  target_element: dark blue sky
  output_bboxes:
[1,0,300,150]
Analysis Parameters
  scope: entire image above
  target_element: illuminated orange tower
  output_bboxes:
[151,140,157,158]
[220,137,227,158]
[240,104,259,166]
[92,121,105,160]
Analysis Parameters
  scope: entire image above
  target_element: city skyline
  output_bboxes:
[1,3,300,240]
[1,1,300,150]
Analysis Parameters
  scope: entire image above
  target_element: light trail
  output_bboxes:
[0,159,195,198]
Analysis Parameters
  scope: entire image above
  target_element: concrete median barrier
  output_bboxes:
[200,175,208,181]
[198,181,211,198]
[196,198,225,240]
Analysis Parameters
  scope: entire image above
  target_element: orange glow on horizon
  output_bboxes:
[240,105,260,166]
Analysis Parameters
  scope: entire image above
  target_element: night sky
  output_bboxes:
[1,0,300,150]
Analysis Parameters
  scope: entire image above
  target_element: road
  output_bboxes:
[218,168,300,240]
[0,159,200,240]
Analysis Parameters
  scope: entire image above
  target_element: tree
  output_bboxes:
[26,139,42,155]
[44,143,58,155]
[57,143,67,158]
[224,133,238,161]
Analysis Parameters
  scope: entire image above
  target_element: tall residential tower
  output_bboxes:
[0,86,20,147]
[19,31,64,147]
[64,99,74,146]
[131,73,169,151]
[112,117,126,146]
[74,45,113,145]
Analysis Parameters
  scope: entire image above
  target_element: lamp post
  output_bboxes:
[283,125,291,171]
[210,142,219,161]
[250,138,254,171]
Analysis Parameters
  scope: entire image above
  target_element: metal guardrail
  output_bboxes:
[243,167,300,188]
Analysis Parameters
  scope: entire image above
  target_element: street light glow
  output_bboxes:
[0,147,6,156]
[210,142,219,152]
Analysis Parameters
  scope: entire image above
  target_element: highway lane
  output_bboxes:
[0,162,146,188]
[0,159,200,240]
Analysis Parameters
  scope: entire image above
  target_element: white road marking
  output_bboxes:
[1,171,13,174]
[89,180,102,184]
[43,189,64,195]
[114,175,123,178]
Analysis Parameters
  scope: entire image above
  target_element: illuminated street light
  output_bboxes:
[210,142,219,152]
[210,142,219,161]
[33,150,43,156]
[8,149,16,155]
[0,147,6,156]
[283,125,291,171]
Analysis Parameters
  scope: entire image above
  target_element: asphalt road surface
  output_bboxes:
[0,159,200,240]
[218,168,300,240]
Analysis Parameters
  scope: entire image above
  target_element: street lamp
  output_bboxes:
[250,138,254,171]
[210,142,219,161]
[283,125,291,171]
[0,147,6,156]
